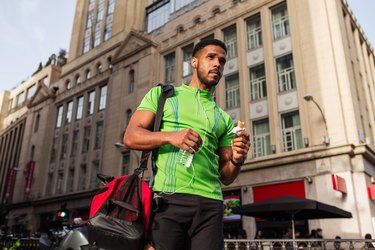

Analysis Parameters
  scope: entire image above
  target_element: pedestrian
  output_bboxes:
[124,38,250,250]
[365,233,375,249]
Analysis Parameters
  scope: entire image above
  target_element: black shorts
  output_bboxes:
[149,193,224,250]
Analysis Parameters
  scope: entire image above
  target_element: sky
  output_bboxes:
[0,1,374,94]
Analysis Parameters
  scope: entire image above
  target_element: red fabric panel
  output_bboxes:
[253,180,305,203]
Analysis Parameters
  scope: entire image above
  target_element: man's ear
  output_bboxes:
[191,57,198,68]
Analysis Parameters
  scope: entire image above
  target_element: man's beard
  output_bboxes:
[196,67,221,89]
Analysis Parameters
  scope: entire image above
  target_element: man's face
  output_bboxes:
[193,45,226,88]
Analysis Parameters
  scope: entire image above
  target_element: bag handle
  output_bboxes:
[136,84,174,175]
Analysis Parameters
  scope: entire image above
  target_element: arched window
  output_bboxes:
[86,69,91,80]
[75,74,81,85]
[34,114,40,132]
[107,57,113,71]
[126,109,132,126]
[65,80,72,90]
[97,62,103,74]
[30,145,35,160]
[129,70,134,94]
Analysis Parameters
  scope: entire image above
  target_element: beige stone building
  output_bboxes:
[1,0,375,239]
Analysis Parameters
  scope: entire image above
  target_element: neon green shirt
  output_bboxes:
[137,84,234,200]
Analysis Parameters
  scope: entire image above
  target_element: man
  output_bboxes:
[124,39,250,250]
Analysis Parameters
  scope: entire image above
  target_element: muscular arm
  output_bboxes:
[218,130,250,185]
[124,110,202,152]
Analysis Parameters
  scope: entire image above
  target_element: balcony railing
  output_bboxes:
[224,239,375,250]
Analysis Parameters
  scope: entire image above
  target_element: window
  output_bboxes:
[253,119,271,158]
[94,23,102,48]
[165,53,175,84]
[146,1,170,32]
[174,0,194,11]
[60,134,68,159]
[276,54,296,92]
[86,69,91,80]
[225,74,240,109]
[66,80,72,90]
[99,85,107,110]
[30,145,35,160]
[82,126,91,153]
[281,111,302,151]
[78,164,87,191]
[97,0,104,22]
[224,25,238,59]
[56,173,64,194]
[129,70,135,94]
[107,0,115,14]
[76,96,84,120]
[66,168,74,192]
[246,15,262,50]
[126,109,132,126]
[249,64,267,101]
[17,92,25,107]
[272,3,290,40]
[46,173,53,195]
[121,151,130,175]
[66,101,73,123]
[91,160,100,189]
[75,75,81,85]
[71,130,79,157]
[50,137,58,163]
[96,63,103,74]
[26,84,36,100]
[87,91,96,115]
[94,121,104,149]
[56,105,63,128]
[83,29,91,53]
[105,0,114,41]
[34,114,40,132]
[182,44,194,77]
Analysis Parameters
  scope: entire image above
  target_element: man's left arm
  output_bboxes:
[218,130,250,185]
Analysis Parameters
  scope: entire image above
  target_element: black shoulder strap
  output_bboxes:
[136,84,174,175]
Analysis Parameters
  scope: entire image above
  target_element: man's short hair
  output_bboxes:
[192,39,227,56]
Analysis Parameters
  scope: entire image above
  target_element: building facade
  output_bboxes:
[1,0,375,239]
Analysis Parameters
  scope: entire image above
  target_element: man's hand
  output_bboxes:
[168,128,203,154]
[231,130,250,165]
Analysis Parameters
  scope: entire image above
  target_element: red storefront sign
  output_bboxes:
[25,161,36,195]
[368,184,375,200]
[253,180,305,203]
[331,174,347,194]
[4,168,16,200]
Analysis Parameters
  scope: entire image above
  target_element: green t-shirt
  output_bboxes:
[137,84,234,200]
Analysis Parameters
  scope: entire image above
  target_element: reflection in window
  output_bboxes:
[99,85,107,110]
[56,106,63,128]
[87,91,95,115]
[165,53,175,84]
[121,151,130,175]
[224,25,238,59]
[272,3,290,40]
[276,54,296,92]
[94,121,104,149]
[281,111,302,151]
[82,126,91,153]
[26,84,36,100]
[76,96,84,120]
[66,101,73,123]
[253,119,271,158]
[129,70,135,94]
[76,75,81,85]
[225,74,240,109]
[246,15,262,50]
[78,164,87,190]
[182,44,194,77]
[249,64,267,101]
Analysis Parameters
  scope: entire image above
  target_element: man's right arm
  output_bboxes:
[124,110,202,152]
